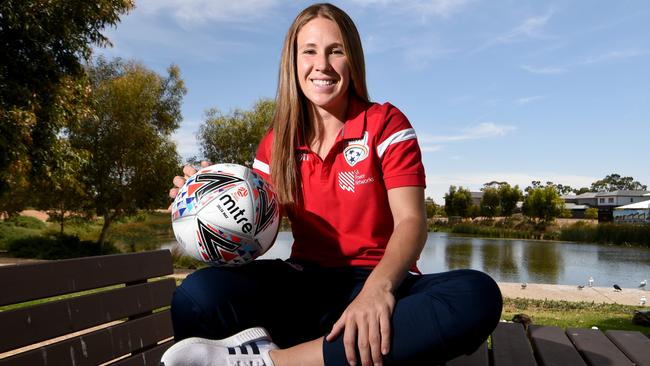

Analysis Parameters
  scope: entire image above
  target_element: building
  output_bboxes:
[595,190,650,222]
[613,200,650,224]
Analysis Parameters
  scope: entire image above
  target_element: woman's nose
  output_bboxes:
[315,53,330,71]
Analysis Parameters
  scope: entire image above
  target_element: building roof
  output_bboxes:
[615,199,650,210]
[575,192,598,199]
[564,203,589,210]
[595,190,650,197]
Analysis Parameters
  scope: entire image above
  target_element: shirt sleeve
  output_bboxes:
[375,104,426,189]
[252,131,273,183]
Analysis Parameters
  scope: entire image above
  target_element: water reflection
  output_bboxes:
[522,241,563,284]
[163,231,650,287]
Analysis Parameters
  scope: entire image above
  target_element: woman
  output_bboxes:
[162,3,502,366]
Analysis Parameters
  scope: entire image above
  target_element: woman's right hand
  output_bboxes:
[168,161,212,209]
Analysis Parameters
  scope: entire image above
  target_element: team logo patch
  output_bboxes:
[343,132,369,167]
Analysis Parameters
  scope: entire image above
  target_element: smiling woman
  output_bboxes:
[162,3,502,366]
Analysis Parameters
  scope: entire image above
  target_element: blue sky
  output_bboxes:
[94,0,650,202]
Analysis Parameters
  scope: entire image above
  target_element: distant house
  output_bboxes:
[561,191,650,221]
[595,190,650,222]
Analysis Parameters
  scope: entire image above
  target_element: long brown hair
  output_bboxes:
[271,3,369,206]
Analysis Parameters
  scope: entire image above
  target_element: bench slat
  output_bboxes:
[491,322,537,366]
[0,278,176,353]
[0,250,173,306]
[0,310,173,366]
[110,340,174,366]
[566,328,634,366]
[605,330,650,366]
[446,340,488,366]
[529,325,587,366]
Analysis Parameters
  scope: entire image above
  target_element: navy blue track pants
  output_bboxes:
[170,259,502,365]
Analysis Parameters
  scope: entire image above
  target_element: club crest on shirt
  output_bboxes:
[343,132,369,167]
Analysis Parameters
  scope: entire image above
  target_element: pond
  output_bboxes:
[163,231,650,288]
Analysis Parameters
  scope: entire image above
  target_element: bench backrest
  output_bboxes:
[0,250,176,366]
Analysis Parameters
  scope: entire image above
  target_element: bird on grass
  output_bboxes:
[613,284,622,292]
[521,282,527,289]
[577,284,585,290]
[641,296,647,306]
[640,280,647,289]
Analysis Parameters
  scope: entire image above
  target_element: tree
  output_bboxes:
[444,186,473,218]
[498,183,522,217]
[480,187,500,218]
[585,207,598,220]
[69,58,186,246]
[0,0,134,197]
[199,99,275,166]
[523,186,564,222]
[425,197,437,219]
[590,173,647,192]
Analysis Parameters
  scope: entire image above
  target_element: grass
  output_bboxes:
[501,297,649,333]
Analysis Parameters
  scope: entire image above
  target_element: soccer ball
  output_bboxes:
[170,163,280,266]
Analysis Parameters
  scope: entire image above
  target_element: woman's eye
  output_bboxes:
[331,49,344,55]
[303,49,316,55]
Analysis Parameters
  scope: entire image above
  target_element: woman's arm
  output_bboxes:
[326,186,428,366]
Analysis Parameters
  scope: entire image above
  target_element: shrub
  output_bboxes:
[8,234,120,259]
[6,215,46,230]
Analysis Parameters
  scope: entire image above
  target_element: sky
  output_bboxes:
[93,0,650,203]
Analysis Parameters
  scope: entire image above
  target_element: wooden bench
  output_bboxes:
[0,250,176,366]
[2,251,649,366]
[446,322,650,366]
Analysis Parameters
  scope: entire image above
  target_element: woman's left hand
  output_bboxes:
[326,283,395,366]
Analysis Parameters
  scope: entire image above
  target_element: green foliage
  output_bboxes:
[523,186,564,222]
[0,220,43,250]
[560,222,650,246]
[585,207,599,220]
[451,223,536,239]
[499,184,523,216]
[480,187,500,218]
[590,173,647,192]
[4,215,46,230]
[444,186,473,218]
[0,0,134,198]
[502,297,647,333]
[68,58,186,245]
[425,197,437,218]
[8,234,119,259]
[199,99,275,166]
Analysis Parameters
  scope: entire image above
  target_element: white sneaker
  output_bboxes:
[161,327,277,366]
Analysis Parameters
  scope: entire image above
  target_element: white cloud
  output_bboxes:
[516,95,545,105]
[420,122,516,143]
[473,13,553,53]
[348,0,472,18]
[137,0,282,26]
[521,64,566,75]
[580,49,650,65]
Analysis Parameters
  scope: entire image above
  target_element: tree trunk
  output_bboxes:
[97,213,112,249]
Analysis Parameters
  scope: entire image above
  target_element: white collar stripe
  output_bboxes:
[376,128,417,158]
[252,159,270,174]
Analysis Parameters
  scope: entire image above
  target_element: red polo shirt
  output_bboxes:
[252,98,425,269]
